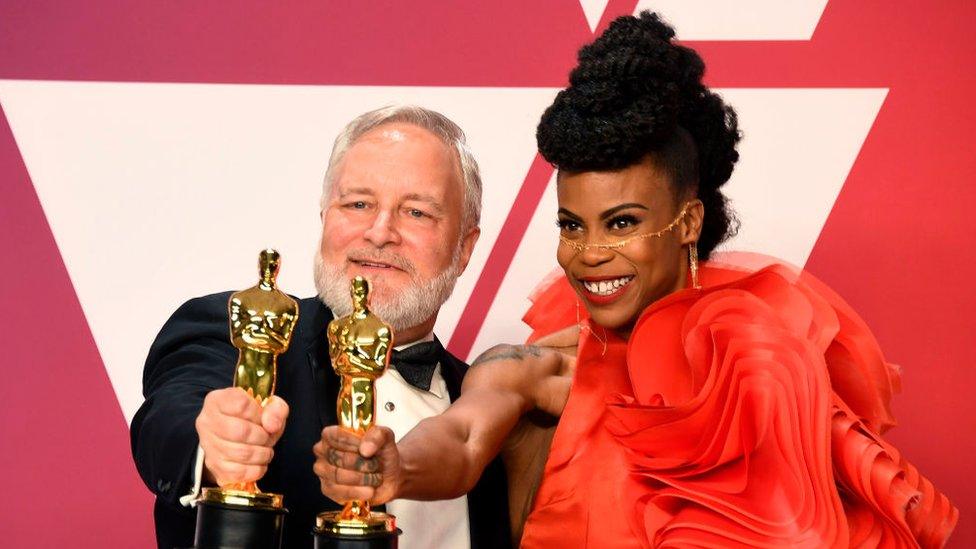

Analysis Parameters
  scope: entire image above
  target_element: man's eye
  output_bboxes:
[344,201,368,210]
[557,219,582,232]
[407,208,427,219]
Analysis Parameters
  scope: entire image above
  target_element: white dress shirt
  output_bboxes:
[378,350,471,549]
[182,335,471,549]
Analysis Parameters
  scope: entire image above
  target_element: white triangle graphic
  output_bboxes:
[0,81,885,420]
[579,0,611,32]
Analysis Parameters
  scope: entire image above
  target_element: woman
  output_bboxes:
[316,12,956,547]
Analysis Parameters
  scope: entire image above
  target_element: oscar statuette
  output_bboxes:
[194,249,299,549]
[314,276,400,549]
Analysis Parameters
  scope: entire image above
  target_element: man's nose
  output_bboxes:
[362,210,401,248]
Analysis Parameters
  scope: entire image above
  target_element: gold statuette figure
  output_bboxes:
[316,276,398,537]
[199,248,299,509]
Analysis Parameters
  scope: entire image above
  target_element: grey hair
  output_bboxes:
[320,105,483,230]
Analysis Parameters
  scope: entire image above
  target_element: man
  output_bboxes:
[131,105,511,549]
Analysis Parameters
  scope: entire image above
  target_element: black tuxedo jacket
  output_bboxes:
[131,293,511,549]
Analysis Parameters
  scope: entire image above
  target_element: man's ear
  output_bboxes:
[680,199,704,245]
[455,226,481,275]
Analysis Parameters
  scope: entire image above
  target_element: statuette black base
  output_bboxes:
[313,529,400,549]
[194,500,287,549]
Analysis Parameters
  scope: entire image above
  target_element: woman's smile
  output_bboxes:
[577,274,636,304]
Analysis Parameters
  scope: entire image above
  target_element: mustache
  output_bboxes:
[345,247,415,274]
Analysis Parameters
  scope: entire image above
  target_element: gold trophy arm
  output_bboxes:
[241,322,271,344]
[372,331,392,366]
[352,348,385,374]
[278,312,298,342]
[264,322,291,348]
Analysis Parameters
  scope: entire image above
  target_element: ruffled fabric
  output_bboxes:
[519,255,956,548]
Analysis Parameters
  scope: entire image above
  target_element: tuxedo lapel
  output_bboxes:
[436,338,467,403]
[299,299,337,429]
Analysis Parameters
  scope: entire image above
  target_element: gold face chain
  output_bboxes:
[558,202,691,255]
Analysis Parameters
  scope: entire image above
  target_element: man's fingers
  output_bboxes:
[313,459,382,505]
[359,426,394,458]
[313,459,383,487]
[211,439,274,466]
[326,447,379,473]
[196,388,277,486]
[321,426,364,452]
[314,438,381,473]
[211,387,262,423]
[315,426,399,505]
[211,416,272,447]
[262,396,290,439]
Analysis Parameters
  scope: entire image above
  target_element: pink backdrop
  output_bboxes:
[1,1,973,546]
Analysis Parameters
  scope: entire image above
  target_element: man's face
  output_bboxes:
[316,122,478,336]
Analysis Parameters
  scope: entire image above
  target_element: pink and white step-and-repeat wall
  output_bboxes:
[1,1,974,546]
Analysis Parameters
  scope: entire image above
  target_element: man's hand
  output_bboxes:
[194,387,289,486]
[313,425,400,505]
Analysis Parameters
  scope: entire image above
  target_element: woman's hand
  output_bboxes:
[313,425,401,505]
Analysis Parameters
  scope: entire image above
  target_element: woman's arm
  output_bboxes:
[313,344,571,504]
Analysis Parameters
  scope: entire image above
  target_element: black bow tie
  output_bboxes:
[390,339,442,391]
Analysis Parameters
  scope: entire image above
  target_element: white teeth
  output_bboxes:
[582,276,634,296]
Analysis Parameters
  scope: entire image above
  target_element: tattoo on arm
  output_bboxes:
[471,344,543,367]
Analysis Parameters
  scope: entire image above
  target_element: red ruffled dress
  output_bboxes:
[519,254,956,548]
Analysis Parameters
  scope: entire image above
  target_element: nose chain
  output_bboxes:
[558,202,691,255]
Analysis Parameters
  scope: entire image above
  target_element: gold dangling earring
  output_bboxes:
[575,299,583,333]
[576,297,607,355]
[689,242,701,290]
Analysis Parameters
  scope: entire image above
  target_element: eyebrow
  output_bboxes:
[402,192,445,214]
[557,208,582,221]
[599,203,648,220]
[337,186,376,198]
[557,203,648,221]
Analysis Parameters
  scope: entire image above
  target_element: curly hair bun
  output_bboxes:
[537,11,741,258]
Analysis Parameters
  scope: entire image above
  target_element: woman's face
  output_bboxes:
[556,156,702,335]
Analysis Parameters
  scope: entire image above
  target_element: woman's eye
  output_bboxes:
[557,219,582,232]
[607,215,638,231]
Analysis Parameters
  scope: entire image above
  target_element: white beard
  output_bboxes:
[314,244,461,332]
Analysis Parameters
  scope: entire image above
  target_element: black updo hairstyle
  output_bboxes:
[537,11,740,259]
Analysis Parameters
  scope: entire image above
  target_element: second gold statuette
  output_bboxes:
[314,276,400,548]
